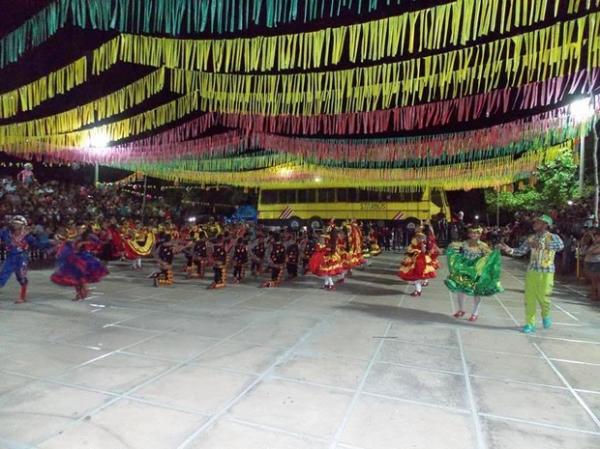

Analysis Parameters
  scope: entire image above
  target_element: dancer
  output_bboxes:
[445,226,503,321]
[0,216,37,303]
[301,231,317,275]
[51,226,109,300]
[308,231,344,290]
[232,237,249,283]
[262,233,286,288]
[250,234,266,276]
[398,227,439,296]
[149,233,179,287]
[500,215,564,333]
[581,227,600,301]
[208,235,227,289]
[122,222,154,270]
[186,230,209,278]
[286,235,299,279]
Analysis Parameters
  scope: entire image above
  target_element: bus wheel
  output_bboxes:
[404,217,421,230]
[308,217,323,231]
[288,216,303,231]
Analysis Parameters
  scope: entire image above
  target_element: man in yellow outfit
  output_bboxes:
[500,215,564,333]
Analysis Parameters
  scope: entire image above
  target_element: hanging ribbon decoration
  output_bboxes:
[3,0,588,70]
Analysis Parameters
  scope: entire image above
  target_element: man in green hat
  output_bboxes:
[500,215,564,333]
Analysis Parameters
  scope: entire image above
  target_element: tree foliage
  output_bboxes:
[485,150,579,213]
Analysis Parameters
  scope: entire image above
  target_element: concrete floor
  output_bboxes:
[1,254,600,449]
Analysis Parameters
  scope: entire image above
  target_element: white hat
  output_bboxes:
[10,215,27,226]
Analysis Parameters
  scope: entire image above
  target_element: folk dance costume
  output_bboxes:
[445,227,503,322]
[501,215,564,333]
[0,216,37,303]
[398,229,440,296]
[286,240,300,279]
[301,235,317,275]
[186,234,209,278]
[263,235,286,288]
[122,225,154,270]
[150,235,176,287]
[232,239,249,283]
[51,229,109,301]
[209,236,227,289]
[309,236,344,290]
[250,237,266,276]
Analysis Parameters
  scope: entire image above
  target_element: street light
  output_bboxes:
[86,131,111,186]
[570,98,593,192]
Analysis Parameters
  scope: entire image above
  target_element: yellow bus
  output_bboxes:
[257,187,451,229]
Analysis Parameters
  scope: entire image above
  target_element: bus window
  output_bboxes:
[261,190,278,204]
[318,189,336,202]
[297,189,316,203]
[280,190,297,203]
[337,188,347,202]
[358,190,369,201]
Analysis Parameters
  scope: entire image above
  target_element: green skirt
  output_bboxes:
[444,248,503,297]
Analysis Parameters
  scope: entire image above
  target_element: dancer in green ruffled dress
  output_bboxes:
[446,226,503,322]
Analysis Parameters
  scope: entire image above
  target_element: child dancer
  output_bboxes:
[398,227,439,296]
[445,226,503,321]
[51,226,109,300]
[0,216,37,303]
[232,238,249,283]
[308,232,344,290]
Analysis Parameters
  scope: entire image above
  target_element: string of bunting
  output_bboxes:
[113,0,575,74]
[109,143,569,190]
[0,69,165,137]
[3,0,589,69]
[2,10,598,134]
[0,57,87,119]
[165,13,600,115]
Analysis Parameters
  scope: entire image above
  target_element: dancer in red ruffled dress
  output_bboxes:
[309,229,344,290]
[398,225,440,296]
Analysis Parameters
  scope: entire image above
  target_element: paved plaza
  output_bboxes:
[1,254,599,449]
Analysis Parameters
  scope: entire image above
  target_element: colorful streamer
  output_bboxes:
[0,69,165,137]
[4,0,588,69]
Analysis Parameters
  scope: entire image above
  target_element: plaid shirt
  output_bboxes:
[510,232,564,273]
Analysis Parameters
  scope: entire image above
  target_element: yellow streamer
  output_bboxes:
[0,68,165,137]
[0,57,87,119]
[89,0,588,75]
[165,14,599,115]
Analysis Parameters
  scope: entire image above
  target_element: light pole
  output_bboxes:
[87,131,111,187]
[570,98,593,192]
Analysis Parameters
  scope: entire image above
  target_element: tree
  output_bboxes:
[485,150,579,213]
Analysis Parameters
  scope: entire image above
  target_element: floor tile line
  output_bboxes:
[503,269,582,321]
[226,416,331,444]
[174,294,359,449]
[31,303,294,447]
[329,321,392,449]
[360,390,471,415]
[469,374,568,391]
[456,329,487,449]
[480,412,600,436]
[532,342,600,430]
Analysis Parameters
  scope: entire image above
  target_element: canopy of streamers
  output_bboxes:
[0,0,599,189]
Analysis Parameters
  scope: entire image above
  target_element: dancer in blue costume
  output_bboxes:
[0,216,38,304]
[51,226,108,301]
